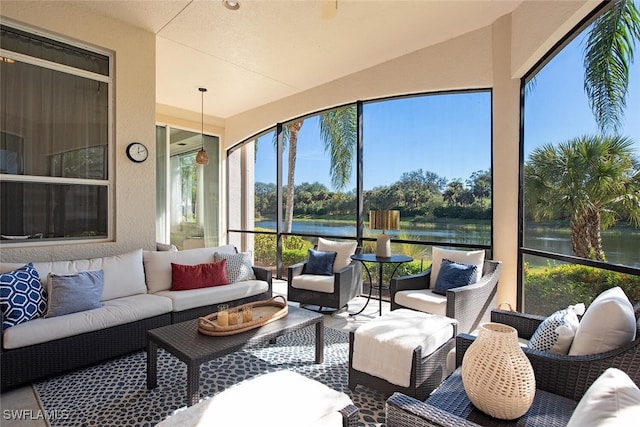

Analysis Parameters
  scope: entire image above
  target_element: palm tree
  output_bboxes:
[584,0,640,134]
[276,107,357,232]
[525,135,640,260]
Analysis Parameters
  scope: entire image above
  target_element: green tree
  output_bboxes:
[584,0,640,134]
[276,107,357,232]
[525,135,640,260]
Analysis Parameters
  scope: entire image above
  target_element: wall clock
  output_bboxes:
[126,142,148,163]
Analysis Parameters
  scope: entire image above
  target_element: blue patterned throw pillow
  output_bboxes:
[0,263,47,329]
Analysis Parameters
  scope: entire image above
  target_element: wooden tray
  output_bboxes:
[198,295,288,336]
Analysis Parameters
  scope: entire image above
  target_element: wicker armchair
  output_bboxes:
[390,260,501,333]
[385,302,640,427]
[287,246,362,313]
[455,303,640,401]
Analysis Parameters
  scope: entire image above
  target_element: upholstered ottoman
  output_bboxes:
[348,309,457,400]
[156,370,359,427]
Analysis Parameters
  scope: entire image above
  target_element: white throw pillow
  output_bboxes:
[528,303,585,354]
[430,247,485,288]
[569,287,636,356]
[213,251,256,283]
[317,238,357,273]
[566,368,640,427]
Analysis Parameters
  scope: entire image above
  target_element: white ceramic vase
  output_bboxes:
[461,322,536,420]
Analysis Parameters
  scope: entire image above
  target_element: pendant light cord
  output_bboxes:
[199,87,207,151]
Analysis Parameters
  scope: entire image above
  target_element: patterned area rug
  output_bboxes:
[34,327,386,427]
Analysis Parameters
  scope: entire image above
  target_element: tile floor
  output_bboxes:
[0,279,389,427]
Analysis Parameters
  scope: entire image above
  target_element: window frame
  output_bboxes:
[0,21,114,246]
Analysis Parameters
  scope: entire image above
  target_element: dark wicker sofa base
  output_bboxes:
[1,313,171,391]
[1,267,273,392]
[347,329,456,401]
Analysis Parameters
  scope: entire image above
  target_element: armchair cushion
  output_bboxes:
[566,368,640,427]
[317,238,357,272]
[306,249,337,276]
[528,303,584,354]
[291,274,336,293]
[394,289,446,316]
[433,259,477,296]
[569,286,636,356]
[430,247,484,287]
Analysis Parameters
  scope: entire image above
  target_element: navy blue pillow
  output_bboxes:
[433,258,477,296]
[305,249,337,276]
[0,263,47,330]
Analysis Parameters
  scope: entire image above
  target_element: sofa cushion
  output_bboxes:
[2,293,172,349]
[566,368,640,427]
[291,274,336,294]
[156,279,269,312]
[46,270,104,318]
[170,261,228,291]
[306,249,337,276]
[569,287,636,356]
[144,246,236,293]
[430,247,485,288]
[0,263,47,329]
[433,259,477,296]
[317,238,357,272]
[529,303,585,355]
[213,251,256,283]
[394,289,447,317]
[1,249,147,302]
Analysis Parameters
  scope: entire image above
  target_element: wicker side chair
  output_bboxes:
[287,246,362,313]
[455,302,640,401]
[390,260,501,333]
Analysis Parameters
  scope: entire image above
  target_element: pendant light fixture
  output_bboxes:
[196,87,209,165]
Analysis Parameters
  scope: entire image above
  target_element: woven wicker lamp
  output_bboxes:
[369,210,399,258]
[461,322,536,420]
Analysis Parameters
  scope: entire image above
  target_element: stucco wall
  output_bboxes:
[0,2,157,262]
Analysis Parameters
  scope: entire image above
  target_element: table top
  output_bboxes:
[147,304,323,364]
[425,368,577,427]
[351,253,412,263]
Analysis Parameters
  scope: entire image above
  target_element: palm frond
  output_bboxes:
[584,0,640,134]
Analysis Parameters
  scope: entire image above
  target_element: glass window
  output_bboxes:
[0,25,112,243]
[522,7,640,314]
[362,92,492,260]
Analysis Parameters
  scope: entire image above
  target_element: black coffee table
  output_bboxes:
[146,304,324,406]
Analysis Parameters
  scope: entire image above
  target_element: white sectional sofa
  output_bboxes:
[0,245,272,391]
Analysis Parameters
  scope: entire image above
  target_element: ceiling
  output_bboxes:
[67,0,526,119]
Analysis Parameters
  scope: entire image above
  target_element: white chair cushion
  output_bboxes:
[569,287,636,356]
[317,238,357,272]
[394,289,447,316]
[430,247,485,287]
[156,370,354,427]
[291,274,335,294]
[566,368,640,427]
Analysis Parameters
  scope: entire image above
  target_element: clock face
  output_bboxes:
[126,142,148,163]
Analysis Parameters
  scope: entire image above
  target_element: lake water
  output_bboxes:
[255,220,639,268]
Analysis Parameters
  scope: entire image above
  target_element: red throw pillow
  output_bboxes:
[170,260,228,291]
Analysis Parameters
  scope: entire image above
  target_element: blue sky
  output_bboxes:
[256,27,639,191]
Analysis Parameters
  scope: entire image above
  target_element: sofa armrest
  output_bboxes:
[252,266,273,296]
[386,393,481,427]
[490,309,545,340]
